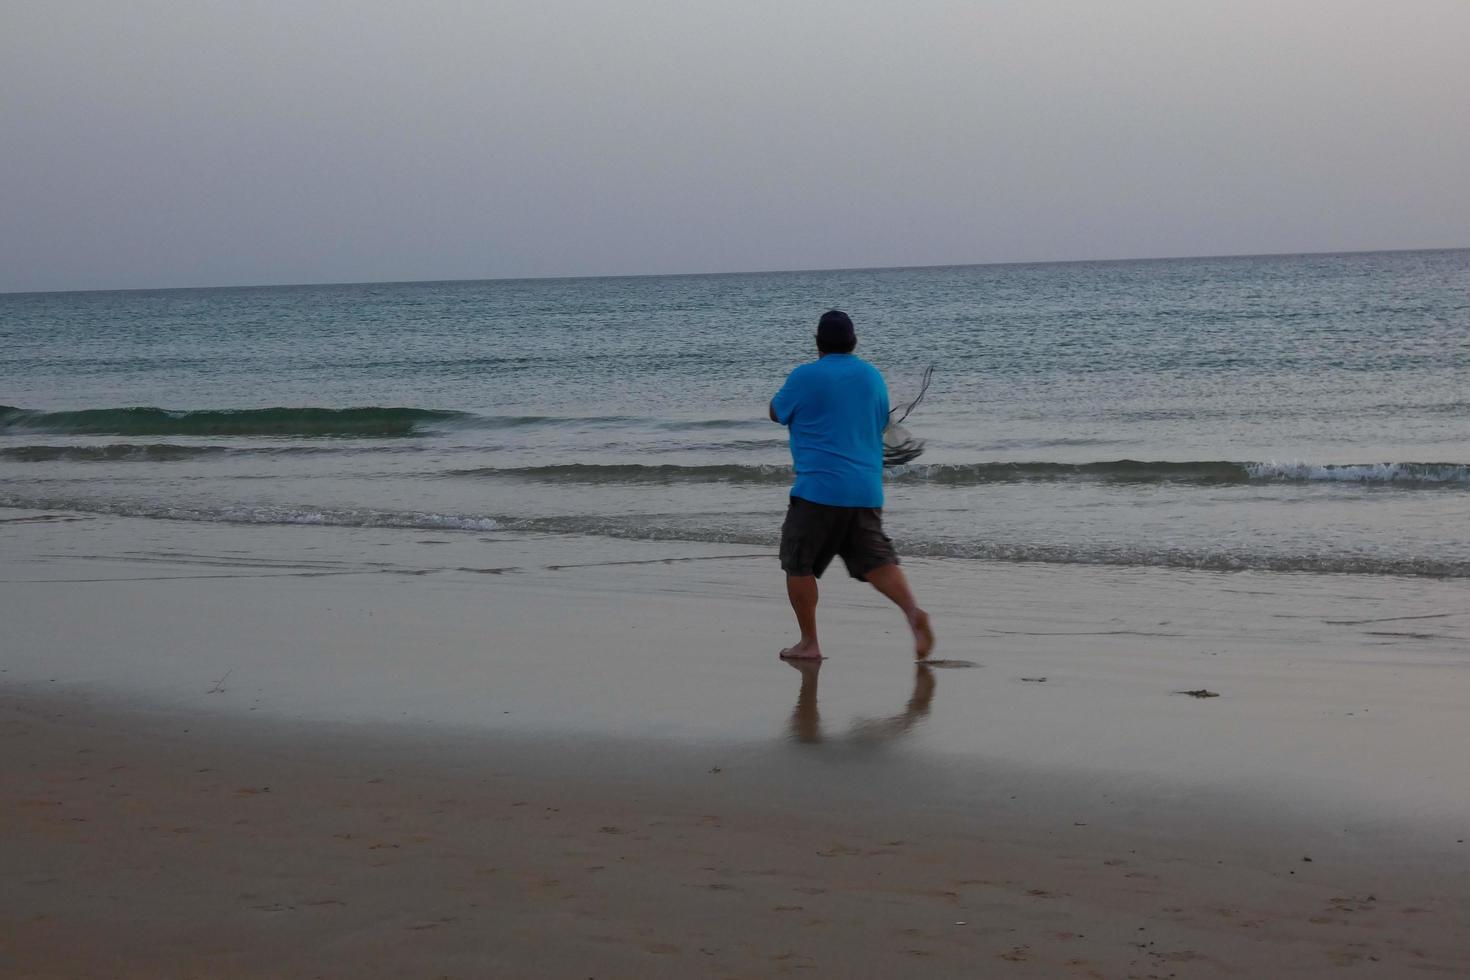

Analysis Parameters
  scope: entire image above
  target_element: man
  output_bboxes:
[769,310,934,661]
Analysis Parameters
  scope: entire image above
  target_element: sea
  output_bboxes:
[3,249,1468,578]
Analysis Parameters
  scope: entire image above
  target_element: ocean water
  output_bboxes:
[2,249,1468,577]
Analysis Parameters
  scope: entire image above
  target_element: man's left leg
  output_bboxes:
[864,563,935,659]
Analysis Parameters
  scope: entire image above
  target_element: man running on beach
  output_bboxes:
[769,310,934,661]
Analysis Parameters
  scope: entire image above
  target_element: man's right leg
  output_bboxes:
[779,498,834,660]
[781,574,822,660]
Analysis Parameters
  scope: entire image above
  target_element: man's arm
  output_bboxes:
[770,370,799,426]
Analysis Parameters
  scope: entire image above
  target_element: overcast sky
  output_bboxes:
[3,1,1468,292]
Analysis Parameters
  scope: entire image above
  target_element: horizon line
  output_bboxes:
[3,244,1466,298]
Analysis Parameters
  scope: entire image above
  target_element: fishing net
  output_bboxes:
[883,364,933,467]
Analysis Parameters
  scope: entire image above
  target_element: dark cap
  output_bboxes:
[816,310,856,352]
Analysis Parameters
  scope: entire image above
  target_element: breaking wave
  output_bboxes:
[0,405,468,438]
[1241,461,1470,485]
[0,405,768,439]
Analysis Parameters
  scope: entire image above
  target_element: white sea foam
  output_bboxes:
[1246,461,1470,485]
[0,495,500,533]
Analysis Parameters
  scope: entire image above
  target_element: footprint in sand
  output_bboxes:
[1328,895,1377,913]
[405,917,457,931]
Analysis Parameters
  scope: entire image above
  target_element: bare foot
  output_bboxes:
[909,609,935,659]
[779,639,824,660]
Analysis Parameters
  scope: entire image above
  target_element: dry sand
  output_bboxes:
[2,510,1469,977]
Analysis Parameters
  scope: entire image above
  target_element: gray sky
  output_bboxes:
[3,0,1468,292]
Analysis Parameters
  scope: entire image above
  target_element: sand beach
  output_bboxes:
[3,510,1468,977]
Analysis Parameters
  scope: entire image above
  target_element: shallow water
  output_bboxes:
[4,249,1468,576]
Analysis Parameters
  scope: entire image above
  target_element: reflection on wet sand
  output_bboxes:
[786,660,935,745]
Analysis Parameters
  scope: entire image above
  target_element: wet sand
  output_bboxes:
[3,511,1470,976]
